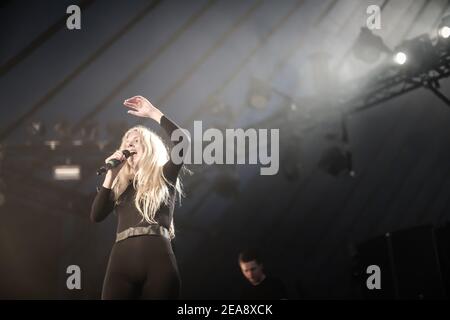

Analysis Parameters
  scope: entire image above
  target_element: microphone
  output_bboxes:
[96,150,136,176]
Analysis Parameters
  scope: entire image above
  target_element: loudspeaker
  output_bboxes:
[356,225,447,299]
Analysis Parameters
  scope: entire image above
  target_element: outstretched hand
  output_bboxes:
[123,96,163,123]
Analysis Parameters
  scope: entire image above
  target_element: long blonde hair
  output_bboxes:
[112,125,183,239]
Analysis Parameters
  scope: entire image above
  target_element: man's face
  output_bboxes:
[239,260,265,285]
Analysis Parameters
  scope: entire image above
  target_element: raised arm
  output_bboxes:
[159,114,190,180]
[124,95,190,181]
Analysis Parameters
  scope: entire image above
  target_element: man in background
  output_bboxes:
[238,248,288,300]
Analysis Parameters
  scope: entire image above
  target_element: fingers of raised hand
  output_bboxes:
[124,100,139,110]
[125,96,143,104]
[127,110,140,116]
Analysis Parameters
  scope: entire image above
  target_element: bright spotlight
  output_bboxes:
[392,35,438,72]
[394,52,407,65]
[439,26,450,39]
[53,165,81,181]
[438,15,450,41]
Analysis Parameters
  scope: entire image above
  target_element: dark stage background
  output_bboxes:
[1,0,450,299]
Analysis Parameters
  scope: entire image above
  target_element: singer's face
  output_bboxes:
[125,131,144,169]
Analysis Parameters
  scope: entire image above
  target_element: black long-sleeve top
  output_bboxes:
[90,115,189,233]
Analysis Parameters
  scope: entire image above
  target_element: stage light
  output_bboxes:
[53,165,81,180]
[438,15,450,39]
[45,140,60,150]
[393,52,407,65]
[27,121,46,136]
[392,35,438,72]
[25,121,47,145]
[72,140,83,146]
[353,27,391,64]
[439,26,450,39]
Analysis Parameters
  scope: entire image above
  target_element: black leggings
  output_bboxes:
[101,235,180,299]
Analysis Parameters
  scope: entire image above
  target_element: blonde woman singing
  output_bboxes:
[90,95,189,299]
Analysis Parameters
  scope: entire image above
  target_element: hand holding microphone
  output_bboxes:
[97,150,136,176]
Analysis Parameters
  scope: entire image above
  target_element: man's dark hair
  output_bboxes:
[238,248,263,264]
